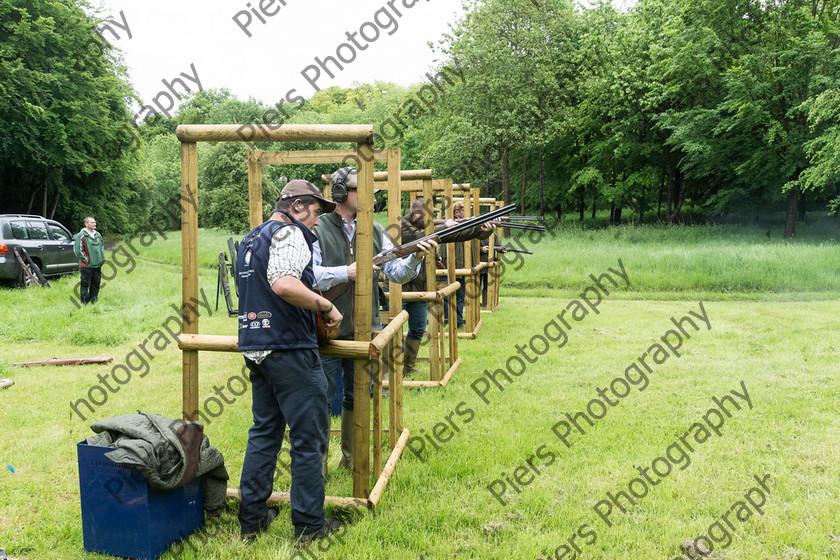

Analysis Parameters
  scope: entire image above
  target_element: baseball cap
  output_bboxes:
[277,180,336,213]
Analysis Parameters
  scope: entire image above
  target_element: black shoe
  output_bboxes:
[294,518,343,548]
[241,506,279,544]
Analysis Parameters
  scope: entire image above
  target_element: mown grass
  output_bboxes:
[0,221,838,560]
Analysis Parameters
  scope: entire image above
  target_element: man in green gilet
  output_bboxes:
[313,167,436,470]
[73,216,104,304]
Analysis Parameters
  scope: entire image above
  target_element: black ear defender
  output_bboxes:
[331,167,354,203]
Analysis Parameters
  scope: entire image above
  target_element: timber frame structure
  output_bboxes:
[377,170,463,389]
[477,196,504,313]
[175,124,407,510]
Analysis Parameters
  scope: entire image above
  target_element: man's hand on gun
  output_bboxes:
[411,239,438,257]
[346,261,381,282]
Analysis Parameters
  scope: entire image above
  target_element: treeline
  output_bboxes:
[2,0,839,237]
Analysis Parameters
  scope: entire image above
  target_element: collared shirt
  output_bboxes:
[313,215,421,289]
[244,225,312,364]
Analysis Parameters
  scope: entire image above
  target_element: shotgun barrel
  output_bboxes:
[373,204,518,266]
[494,245,533,254]
[498,216,544,222]
[489,221,546,232]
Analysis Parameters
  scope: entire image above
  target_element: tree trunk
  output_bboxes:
[783,187,800,239]
[609,202,615,225]
[520,159,526,213]
[665,146,675,219]
[41,181,48,217]
[501,148,510,205]
[49,187,61,219]
[614,207,622,223]
[591,197,597,219]
[798,190,806,222]
[579,192,585,221]
[538,152,544,216]
[658,172,664,219]
[26,185,38,214]
[666,167,685,224]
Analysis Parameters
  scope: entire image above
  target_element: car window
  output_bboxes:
[48,224,71,241]
[27,221,49,241]
[10,221,29,240]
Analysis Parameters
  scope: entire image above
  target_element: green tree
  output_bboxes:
[0,0,142,233]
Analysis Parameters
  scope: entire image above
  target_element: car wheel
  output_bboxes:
[13,266,25,288]
[29,258,50,287]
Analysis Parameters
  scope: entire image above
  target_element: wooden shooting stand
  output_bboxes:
[478,197,504,313]
[374,170,463,389]
[175,124,407,510]
[421,185,488,339]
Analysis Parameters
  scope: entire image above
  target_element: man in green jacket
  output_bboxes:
[73,217,104,304]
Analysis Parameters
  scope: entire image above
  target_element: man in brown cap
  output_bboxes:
[236,180,344,546]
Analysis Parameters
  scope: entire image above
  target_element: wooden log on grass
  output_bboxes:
[368,428,410,508]
[225,487,369,510]
[12,357,113,367]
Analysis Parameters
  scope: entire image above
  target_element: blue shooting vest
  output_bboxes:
[237,213,318,351]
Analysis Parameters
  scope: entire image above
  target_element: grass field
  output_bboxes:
[0,217,838,559]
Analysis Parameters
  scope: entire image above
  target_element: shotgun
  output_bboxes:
[488,221,546,232]
[373,204,518,266]
[496,216,544,222]
[494,245,533,254]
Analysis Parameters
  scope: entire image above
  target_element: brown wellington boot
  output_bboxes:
[403,337,422,377]
[338,408,354,470]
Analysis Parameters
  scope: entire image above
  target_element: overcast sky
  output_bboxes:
[88,0,467,117]
[88,0,634,118]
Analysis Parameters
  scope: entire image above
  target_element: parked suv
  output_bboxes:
[0,214,80,284]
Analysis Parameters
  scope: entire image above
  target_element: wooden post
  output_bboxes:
[247,155,263,229]
[181,142,199,420]
[372,352,382,480]
[386,148,402,318]
[462,189,475,334]
[353,146,374,499]
[422,177,440,382]
[444,179,458,367]
[471,188,482,328]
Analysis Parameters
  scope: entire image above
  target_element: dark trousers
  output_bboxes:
[402,300,428,341]
[238,348,328,537]
[443,280,466,327]
[80,266,101,304]
[321,356,355,412]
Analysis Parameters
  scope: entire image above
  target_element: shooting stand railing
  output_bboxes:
[478,197,504,312]
[175,125,406,509]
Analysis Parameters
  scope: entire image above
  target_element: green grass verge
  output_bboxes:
[0,223,838,559]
